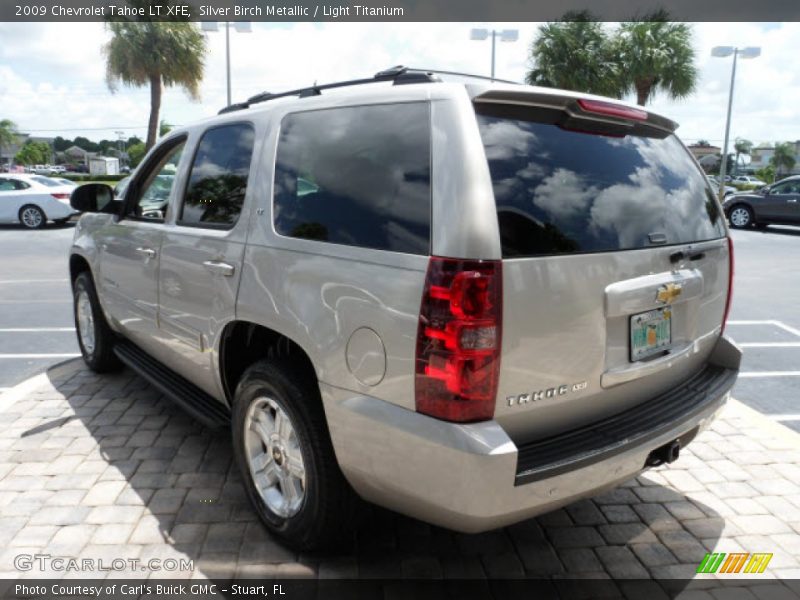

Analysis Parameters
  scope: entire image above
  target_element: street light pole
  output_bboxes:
[490,30,496,80]
[225,22,231,107]
[712,45,761,202]
[470,28,519,82]
[202,21,252,107]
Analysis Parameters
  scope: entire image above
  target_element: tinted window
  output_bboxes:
[0,179,13,191]
[180,124,254,228]
[273,103,431,254]
[129,141,185,222]
[476,109,725,257]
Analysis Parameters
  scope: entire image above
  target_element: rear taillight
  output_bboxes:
[577,98,648,122]
[415,257,502,423]
[721,236,734,334]
[51,193,70,200]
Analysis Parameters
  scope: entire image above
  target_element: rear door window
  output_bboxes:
[273,103,431,255]
[476,105,725,257]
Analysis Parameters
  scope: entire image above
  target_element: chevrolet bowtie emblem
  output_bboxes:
[656,282,683,304]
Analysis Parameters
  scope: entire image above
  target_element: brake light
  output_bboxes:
[577,98,648,122]
[721,236,734,334]
[415,257,502,422]
[51,193,70,200]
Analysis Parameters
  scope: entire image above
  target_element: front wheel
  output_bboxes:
[73,272,122,372]
[19,205,46,229]
[728,205,753,229]
[231,360,355,550]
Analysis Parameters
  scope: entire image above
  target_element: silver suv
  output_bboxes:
[68,67,741,550]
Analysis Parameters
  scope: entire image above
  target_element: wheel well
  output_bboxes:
[219,322,318,404]
[69,254,91,286]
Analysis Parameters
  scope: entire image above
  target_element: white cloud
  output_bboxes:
[0,21,797,146]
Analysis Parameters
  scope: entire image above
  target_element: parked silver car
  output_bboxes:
[68,67,741,550]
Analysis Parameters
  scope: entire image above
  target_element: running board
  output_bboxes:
[114,340,230,430]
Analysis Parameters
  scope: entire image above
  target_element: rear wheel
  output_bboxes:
[73,272,122,372]
[728,205,753,229]
[231,359,355,550]
[19,205,46,229]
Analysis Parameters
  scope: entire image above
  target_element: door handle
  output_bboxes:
[788,199,797,203]
[135,247,157,259]
[203,260,235,277]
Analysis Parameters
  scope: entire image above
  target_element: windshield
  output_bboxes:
[476,107,726,257]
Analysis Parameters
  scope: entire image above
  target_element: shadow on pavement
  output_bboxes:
[0,362,737,595]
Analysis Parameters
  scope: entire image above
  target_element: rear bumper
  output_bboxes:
[322,336,741,533]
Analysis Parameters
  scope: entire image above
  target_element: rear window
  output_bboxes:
[476,107,725,257]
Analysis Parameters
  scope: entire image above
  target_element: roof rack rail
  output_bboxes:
[218,65,441,115]
[409,68,520,86]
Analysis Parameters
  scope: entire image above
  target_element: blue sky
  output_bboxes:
[0,22,797,149]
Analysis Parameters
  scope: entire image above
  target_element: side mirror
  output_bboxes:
[759,185,770,195]
[70,183,116,213]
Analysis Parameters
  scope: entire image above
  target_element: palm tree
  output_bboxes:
[614,10,697,106]
[526,11,622,98]
[0,119,18,166]
[771,142,797,178]
[733,138,753,175]
[104,22,206,150]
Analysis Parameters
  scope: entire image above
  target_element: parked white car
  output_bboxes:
[0,174,79,228]
[733,175,766,186]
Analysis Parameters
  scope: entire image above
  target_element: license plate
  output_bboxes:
[630,307,672,361]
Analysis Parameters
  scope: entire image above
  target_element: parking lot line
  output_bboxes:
[738,342,800,348]
[727,319,800,339]
[727,320,775,325]
[772,320,800,338]
[0,327,74,332]
[769,414,800,422]
[739,371,800,378]
[0,278,70,284]
[0,353,80,359]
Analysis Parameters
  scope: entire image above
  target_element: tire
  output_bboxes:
[232,359,356,551]
[19,205,46,229]
[728,205,753,229]
[73,272,122,372]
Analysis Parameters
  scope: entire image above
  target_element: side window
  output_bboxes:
[771,183,788,195]
[13,180,30,190]
[127,140,185,222]
[179,123,255,228]
[0,178,14,191]
[273,103,431,255]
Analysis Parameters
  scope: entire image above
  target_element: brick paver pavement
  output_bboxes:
[0,361,799,598]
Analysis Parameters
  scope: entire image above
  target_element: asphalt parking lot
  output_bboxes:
[0,221,798,429]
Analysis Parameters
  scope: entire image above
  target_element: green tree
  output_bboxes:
[614,10,697,106]
[127,142,147,168]
[104,22,206,151]
[159,120,173,137]
[733,138,753,175]
[754,165,775,184]
[696,139,710,146]
[525,11,622,97]
[770,142,796,178]
[14,141,50,165]
[1,120,19,163]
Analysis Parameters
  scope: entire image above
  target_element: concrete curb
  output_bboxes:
[728,396,800,447]
[0,357,84,413]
